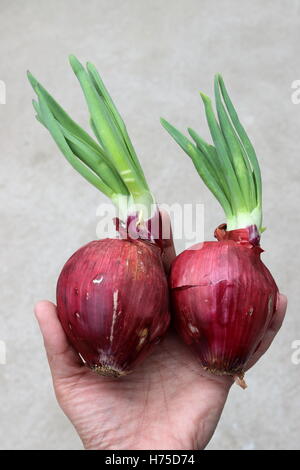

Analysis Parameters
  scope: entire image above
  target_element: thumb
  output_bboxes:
[34,300,83,380]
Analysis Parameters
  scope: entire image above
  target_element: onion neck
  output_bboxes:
[225,205,262,233]
[214,223,261,247]
[114,202,165,250]
[111,191,156,226]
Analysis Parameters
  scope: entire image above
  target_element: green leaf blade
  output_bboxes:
[86,61,148,188]
[214,75,256,211]
[218,74,262,208]
[35,85,114,199]
[199,92,246,213]
[161,118,233,217]
[69,55,148,199]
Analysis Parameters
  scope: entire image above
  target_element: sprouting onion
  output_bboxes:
[28,56,170,376]
[161,75,278,386]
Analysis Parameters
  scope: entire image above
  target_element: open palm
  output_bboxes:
[35,293,286,450]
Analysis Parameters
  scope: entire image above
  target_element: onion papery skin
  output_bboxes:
[170,227,278,378]
[57,238,170,377]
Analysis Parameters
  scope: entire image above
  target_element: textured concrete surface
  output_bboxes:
[0,0,299,450]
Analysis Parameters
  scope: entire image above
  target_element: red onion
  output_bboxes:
[57,238,169,376]
[170,225,278,380]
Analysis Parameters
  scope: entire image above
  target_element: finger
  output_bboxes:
[34,300,83,379]
[246,293,288,370]
[159,208,176,273]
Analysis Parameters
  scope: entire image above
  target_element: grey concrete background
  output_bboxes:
[0,0,299,450]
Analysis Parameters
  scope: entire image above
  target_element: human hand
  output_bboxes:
[35,294,286,450]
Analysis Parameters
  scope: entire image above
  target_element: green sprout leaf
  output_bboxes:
[28,56,156,217]
[161,76,263,232]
